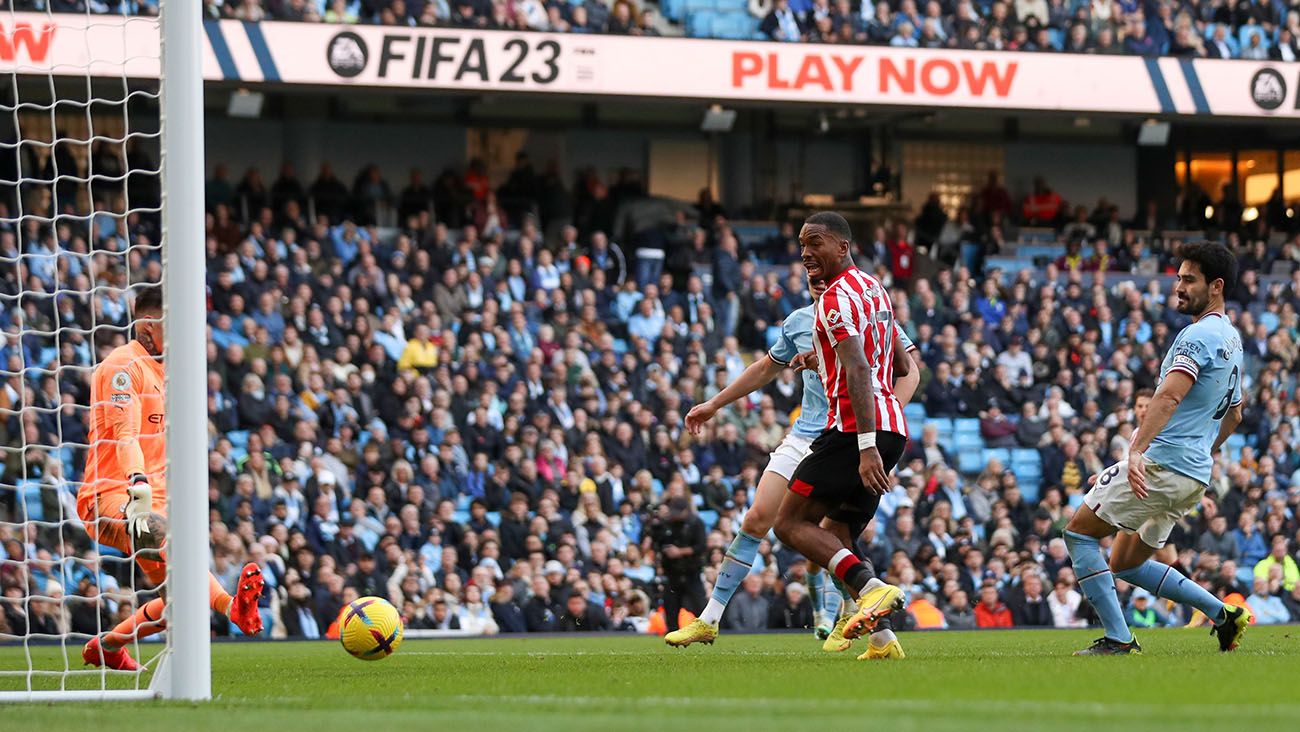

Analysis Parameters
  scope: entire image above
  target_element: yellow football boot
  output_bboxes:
[842,583,905,640]
[664,618,718,647]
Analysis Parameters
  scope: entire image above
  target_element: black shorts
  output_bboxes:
[789,429,908,521]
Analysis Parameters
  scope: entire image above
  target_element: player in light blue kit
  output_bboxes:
[1064,242,1252,655]
[665,276,918,647]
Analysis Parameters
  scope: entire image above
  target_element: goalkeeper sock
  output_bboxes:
[1115,560,1225,623]
[210,572,232,615]
[699,531,761,625]
[1064,530,1133,643]
[103,597,166,651]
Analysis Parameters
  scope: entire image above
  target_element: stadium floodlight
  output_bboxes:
[0,0,209,702]
[700,105,736,133]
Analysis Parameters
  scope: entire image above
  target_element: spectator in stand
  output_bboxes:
[974,584,1013,628]
[762,0,805,41]
[1253,534,1299,592]
[1246,577,1290,624]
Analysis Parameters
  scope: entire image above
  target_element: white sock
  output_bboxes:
[699,598,726,625]
[857,577,886,598]
[869,628,897,647]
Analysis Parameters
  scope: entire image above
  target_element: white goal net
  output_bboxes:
[0,1,208,702]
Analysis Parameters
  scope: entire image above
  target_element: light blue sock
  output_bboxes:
[809,569,826,617]
[817,570,844,620]
[1064,530,1133,643]
[832,574,854,605]
[699,531,762,624]
[1115,560,1225,623]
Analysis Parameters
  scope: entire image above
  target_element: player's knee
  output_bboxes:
[741,506,773,538]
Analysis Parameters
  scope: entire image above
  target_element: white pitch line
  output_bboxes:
[443,694,1300,718]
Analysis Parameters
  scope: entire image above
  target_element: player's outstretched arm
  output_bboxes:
[1127,370,1193,498]
[685,356,785,435]
[834,335,888,495]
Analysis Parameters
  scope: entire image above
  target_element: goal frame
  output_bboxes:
[0,0,209,703]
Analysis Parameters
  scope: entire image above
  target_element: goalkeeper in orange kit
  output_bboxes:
[78,286,264,671]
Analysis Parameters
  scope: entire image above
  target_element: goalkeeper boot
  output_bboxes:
[1210,604,1252,652]
[821,615,854,653]
[81,636,140,672]
[229,562,265,636]
[664,618,718,647]
[1073,636,1142,656]
[842,582,905,640]
[858,630,906,660]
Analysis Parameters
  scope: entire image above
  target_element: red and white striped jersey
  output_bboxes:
[812,266,908,436]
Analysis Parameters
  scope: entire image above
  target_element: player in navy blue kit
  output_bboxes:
[1063,242,1252,655]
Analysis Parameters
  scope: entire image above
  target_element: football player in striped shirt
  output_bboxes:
[665,273,917,655]
[773,212,910,645]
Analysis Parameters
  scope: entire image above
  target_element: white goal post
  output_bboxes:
[0,0,209,702]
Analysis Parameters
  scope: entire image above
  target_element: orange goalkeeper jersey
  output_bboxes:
[82,340,167,499]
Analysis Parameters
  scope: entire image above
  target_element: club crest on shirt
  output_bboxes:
[111,371,131,391]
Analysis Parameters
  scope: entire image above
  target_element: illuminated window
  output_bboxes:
[1236,150,1279,207]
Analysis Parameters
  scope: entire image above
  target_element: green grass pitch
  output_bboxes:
[4,627,1299,732]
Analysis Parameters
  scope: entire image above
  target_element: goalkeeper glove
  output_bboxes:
[125,474,154,540]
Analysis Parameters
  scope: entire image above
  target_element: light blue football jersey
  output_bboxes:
[1146,312,1243,484]
[769,305,829,438]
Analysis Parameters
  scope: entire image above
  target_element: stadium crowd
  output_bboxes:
[2,151,1300,644]
[26,0,1300,59]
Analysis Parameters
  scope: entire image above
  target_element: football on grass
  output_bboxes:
[339,596,405,661]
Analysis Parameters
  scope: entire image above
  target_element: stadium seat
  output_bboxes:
[485,511,501,528]
[1239,25,1270,50]
[982,448,1011,467]
[455,494,471,511]
[713,12,758,40]
[1046,28,1063,50]
[699,509,719,532]
[954,432,983,453]
[452,510,470,525]
[957,449,983,475]
[926,417,954,437]
[1016,472,1042,503]
[1226,433,1246,463]
[685,10,716,37]
[1010,448,1040,466]
[903,402,926,424]
[684,0,716,13]
[19,479,43,522]
[227,430,250,449]
[765,325,782,349]
[954,418,980,436]
[661,0,684,21]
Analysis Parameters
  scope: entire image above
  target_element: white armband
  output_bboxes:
[857,432,877,450]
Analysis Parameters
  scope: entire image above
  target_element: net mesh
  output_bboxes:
[0,4,165,695]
